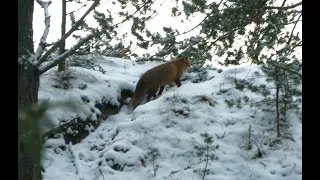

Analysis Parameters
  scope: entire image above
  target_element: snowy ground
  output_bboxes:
[40,55,302,180]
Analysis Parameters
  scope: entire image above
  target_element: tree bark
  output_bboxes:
[18,0,41,179]
[275,66,281,137]
[58,0,67,72]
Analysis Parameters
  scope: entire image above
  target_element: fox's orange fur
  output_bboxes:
[128,56,191,112]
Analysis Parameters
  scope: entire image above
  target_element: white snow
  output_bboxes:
[40,55,302,180]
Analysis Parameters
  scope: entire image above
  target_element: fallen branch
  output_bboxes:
[68,142,84,180]
[41,117,77,142]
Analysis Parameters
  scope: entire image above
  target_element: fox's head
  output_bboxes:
[175,55,191,72]
[182,56,191,68]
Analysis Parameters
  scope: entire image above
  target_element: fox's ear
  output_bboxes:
[183,56,189,62]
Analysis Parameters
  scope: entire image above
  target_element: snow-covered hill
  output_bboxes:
[40,55,302,180]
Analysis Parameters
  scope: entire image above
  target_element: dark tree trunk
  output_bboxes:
[275,66,281,137]
[18,0,41,179]
[58,0,67,72]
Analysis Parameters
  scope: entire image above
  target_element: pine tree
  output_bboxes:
[129,0,301,68]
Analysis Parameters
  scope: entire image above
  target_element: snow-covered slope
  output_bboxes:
[40,56,302,180]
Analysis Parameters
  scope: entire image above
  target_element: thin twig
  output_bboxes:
[208,27,241,48]
[246,168,253,180]
[178,0,224,37]
[113,0,156,28]
[68,142,84,180]
[286,13,302,46]
[202,143,210,180]
[66,0,89,15]
[264,2,302,10]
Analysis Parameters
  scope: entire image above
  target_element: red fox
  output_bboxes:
[128,55,191,112]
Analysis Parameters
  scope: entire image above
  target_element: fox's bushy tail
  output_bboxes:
[127,78,149,113]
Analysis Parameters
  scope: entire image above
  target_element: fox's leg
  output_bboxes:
[158,86,165,96]
[174,80,181,87]
[146,87,158,102]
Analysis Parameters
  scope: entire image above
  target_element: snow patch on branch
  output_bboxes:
[39,34,94,74]
[34,0,52,62]
[18,50,37,68]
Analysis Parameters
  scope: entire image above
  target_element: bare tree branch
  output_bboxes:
[39,34,94,74]
[178,13,211,36]
[66,0,89,15]
[113,0,155,28]
[44,42,54,47]
[146,1,224,48]
[91,0,157,52]
[35,0,100,67]
[278,0,288,11]
[34,0,52,62]
[293,40,302,48]
[265,1,301,10]
[177,0,224,37]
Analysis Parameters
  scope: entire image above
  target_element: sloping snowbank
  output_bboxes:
[40,56,302,180]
